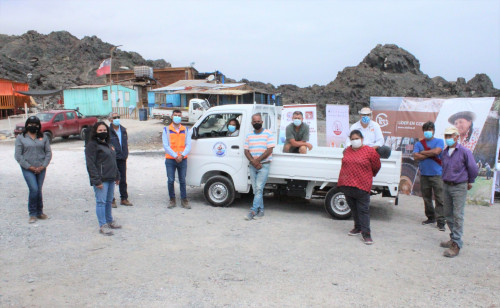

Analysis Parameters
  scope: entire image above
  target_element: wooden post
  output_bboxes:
[236,95,238,104]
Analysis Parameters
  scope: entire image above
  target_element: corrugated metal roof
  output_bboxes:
[172,89,254,95]
[69,85,106,89]
[153,80,247,92]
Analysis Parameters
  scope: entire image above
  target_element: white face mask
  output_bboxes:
[351,139,362,148]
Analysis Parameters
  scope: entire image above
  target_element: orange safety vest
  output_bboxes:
[165,124,188,159]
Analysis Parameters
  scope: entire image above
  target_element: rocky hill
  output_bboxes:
[0,31,497,117]
[0,30,170,90]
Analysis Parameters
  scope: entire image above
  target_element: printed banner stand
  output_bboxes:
[326,105,350,148]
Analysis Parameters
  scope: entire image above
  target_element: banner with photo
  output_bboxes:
[325,105,350,148]
[370,97,498,205]
[278,104,318,146]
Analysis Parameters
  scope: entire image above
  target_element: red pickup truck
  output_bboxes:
[14,110,98,142]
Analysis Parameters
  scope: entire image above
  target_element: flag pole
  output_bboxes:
[109,45,122,111]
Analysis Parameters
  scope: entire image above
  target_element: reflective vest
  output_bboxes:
[165,124,188,159]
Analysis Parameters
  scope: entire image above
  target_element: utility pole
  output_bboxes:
[109,45,122,108]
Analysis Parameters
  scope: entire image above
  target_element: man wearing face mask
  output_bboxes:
[162,110,192,209]
[108,112,132,208]
[347,107,391,158]
[439,126,478,258]
[243,113,276,220]
[413,121,445,230]
[283,111,312,154]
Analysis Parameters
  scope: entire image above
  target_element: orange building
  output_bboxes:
[0,78,30,118]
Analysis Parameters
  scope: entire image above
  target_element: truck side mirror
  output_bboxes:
[191,127,199,140]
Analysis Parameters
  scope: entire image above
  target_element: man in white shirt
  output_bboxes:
[347,107,391,158]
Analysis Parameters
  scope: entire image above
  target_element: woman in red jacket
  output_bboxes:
[338,130,381,245]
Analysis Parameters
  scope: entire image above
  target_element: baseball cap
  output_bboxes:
[444,126,459,136]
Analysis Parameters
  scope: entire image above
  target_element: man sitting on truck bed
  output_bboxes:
[283,111,313,154]
[347,107,391,159]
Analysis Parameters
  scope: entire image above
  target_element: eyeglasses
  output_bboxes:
[112,116,120,119]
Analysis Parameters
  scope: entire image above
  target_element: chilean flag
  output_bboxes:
[96,58,111,76]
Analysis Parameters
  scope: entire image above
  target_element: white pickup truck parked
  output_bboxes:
[152,98,210,125]
[187,104,401,219]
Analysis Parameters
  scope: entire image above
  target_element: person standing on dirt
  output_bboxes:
[347,107,391,158]
[283,111,312,154]
[162,109,192,209]
[338,130,381,245]
[85,122,122,236]
[440,126,478,258]
[413,121,446,231]
[243,113,276,220]
[14,116,52,224]
[108,112,133,208]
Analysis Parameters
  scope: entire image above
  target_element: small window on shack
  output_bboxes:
[125,92,130,102]
[102,90,108,101]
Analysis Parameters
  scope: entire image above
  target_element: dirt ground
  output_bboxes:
[1,118,499,307]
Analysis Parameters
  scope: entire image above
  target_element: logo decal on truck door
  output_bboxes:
[213,142,227,157]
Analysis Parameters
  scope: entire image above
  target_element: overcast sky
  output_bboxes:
[1,0,499,88]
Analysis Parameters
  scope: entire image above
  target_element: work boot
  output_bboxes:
[99,224,114,236]
[168,198,176,209]
[37,213,48,219]
[29,216,37,224]
[181,199,191,209]
[112,199,117,208]
[120,199,133,206]
[440,240,453,248]
[443,241,460,258]
[108,221,122,229]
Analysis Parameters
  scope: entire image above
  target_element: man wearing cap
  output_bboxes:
[347,107,391,158]
[440,126,478,258]
[448,111,480,152]
[283,111,312,154]
[413,121,445,231]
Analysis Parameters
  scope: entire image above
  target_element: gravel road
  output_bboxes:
[0,119,499,307]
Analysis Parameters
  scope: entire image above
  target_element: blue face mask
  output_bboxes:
[173,116,182,124]
[112,119,120,126]
[423,131,433,139]
[293,119,302,126]
[361,116,370,124]
[228,125,236,133]
[445,138,455,146]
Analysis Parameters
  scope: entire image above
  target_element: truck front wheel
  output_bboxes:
[325,187,351,219]
[204,175,235,207]
[79,127,88,141]
[43,131,53,143]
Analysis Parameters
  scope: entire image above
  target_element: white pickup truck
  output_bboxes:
[152,98,210,125]
[187,104,401,219]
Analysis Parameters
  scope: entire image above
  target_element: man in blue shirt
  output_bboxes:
[413,121,445,230]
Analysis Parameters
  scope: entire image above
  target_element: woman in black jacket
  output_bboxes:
[85,122,121,235]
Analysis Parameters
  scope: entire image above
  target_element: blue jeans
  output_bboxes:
[21,168,46,217]
[165,159,187,199]
[443,182,467,248]
[93,181,115,227]
[249,163,271,213]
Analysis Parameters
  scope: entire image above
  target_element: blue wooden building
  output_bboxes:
[63,85,137,116]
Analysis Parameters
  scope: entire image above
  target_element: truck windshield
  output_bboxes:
[201,101,210,110]
[36,113,54,122]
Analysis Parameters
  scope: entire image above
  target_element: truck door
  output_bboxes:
[65,111,79,135]
[187,111,249,191]
[52,113,66,137]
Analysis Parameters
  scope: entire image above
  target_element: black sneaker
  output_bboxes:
[348,228,361,236]
[437,224,446,231]
[362,233,374,245]
[421,219,436,225]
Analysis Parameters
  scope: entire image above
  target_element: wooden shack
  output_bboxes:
[0,78,30,118]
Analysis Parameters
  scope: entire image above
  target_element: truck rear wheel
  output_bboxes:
[43,131,53,143]
[204,175,235,207]
[79,127,88,141]
[325,187,351,219]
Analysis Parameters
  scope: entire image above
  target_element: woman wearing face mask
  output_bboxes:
[337,130,381,245]
[226,118,240,137]
[15,116,52,224]
[85,122,121,236]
